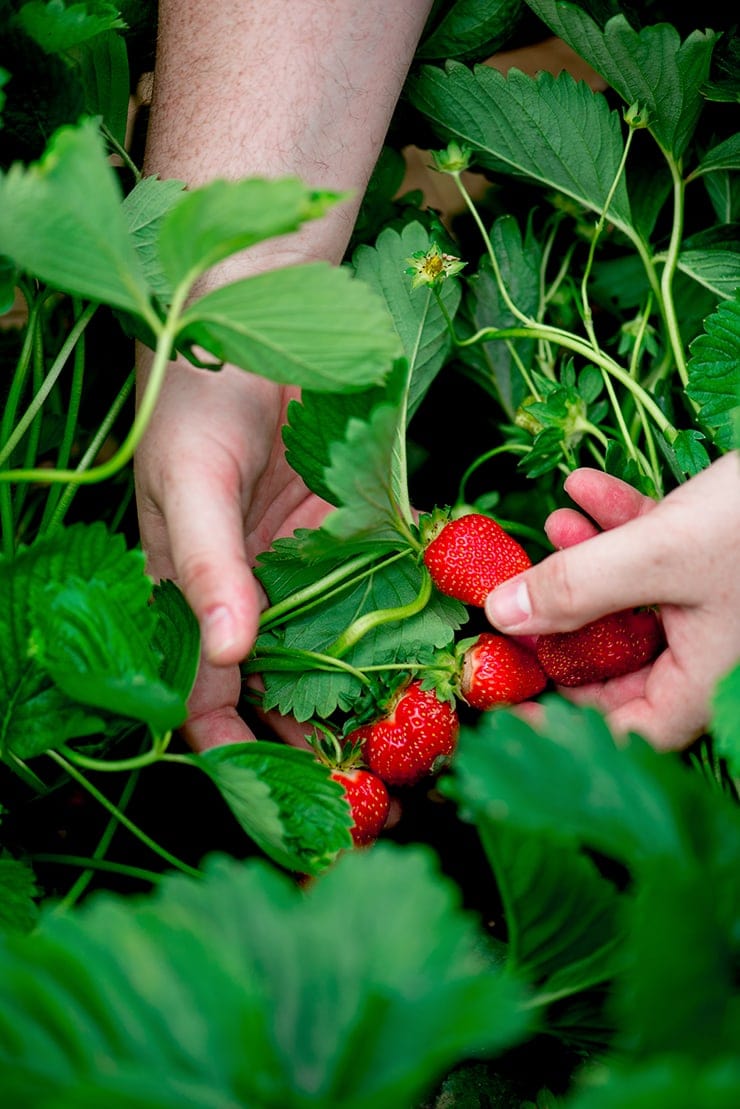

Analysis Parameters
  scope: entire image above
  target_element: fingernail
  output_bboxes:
[203,605,237,661]
[485,579,532,630]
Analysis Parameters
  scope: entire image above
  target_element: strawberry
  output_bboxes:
[536,607,663,687]
[460,633,547,709]
[330,767,390,847]
[349,680,459,787]
[422,512,531,606]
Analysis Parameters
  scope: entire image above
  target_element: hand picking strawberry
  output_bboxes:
[536,608,664,687]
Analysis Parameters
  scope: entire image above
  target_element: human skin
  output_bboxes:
[485,452,740,750]
[135,0,435,750]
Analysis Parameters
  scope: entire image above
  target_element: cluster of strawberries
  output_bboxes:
[330,512,663,846]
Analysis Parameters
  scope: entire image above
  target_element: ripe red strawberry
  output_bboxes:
[536,608,663,687]
[349,680,459,787]
[460,633,547,709]
[422,512,531,606]
[330,768,390,847]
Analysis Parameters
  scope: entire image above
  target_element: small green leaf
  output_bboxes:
[15,1,127,53]
[194,742,351,874]
[0,856,39,935]
[670,429,711,477]
[77,29,130,147]
[178,263,401,391]
[689,134,740,179]
[711,663,740,778]
[122,174,187,302]
[157,177,340,290]
[677,248,740,299]
[686,297,740,450]
[417,0,523,62]
[0,119,152,315]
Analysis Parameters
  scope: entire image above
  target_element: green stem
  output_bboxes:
[58,735,171,774]
[258,549,405,631]
[1,291,41,554]
[39,303,89,533]
[325,567,433,658]
[660,156,689,387]
[0,284,186,487]
[32,853,163,888]
[459,322,677,440]
[101,122,143,183]
[456,443,530,504]
[0,303,98,469]
[242,645,372,685]
[44,372,135,529]
[453,171,533,326]
[50,766,141,911]
[47,749,202,879]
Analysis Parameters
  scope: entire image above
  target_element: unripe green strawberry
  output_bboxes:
[422,512,531,607]
[536,608,663,687]
[461,633,547,709]
[349,680,459,787]
[330,768,390,847]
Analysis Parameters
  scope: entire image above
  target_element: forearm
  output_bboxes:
[146,0,434,271]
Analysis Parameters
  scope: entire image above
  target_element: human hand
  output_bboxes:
[484,453,740,749]
[135,350,331,751]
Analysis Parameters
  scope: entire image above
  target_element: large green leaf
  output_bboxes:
[193,742,352,875]
[0,119,152,315]
[157,177,340,290]
[77,28,130,147]
[525,1,718,160]
[255,553,466,721]
[677,248,740,299]
[177,263,401,391]
[122,174,187,301]
[686,296,740,450]
[0,847,530,1107]
[407,62,634,238]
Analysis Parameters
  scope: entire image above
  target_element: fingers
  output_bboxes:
[150,462,262,666]
[183,658,255,751]
[562,467,657,529]
[545,507,600,549]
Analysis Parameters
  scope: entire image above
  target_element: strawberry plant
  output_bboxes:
[1,0,739,1106]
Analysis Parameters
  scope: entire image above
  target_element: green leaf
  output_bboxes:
[677,248,740,299]
[0,524,168,761]
[0,119,151,315]
[352,221,461,421]
[690,133,740,179]
[464,215,541,417]
[29,577,188,737]
[77,29,130,147]
[711,662,740,778]
[407,62,634,238]
[566,1059,740,1109]
[525,1,718,160]
[477,823,624,1006]
[256,554,466,721]
[157,177,341,290]
[670,428,711,477]
[0,847,530,1107]
[122,174,187,302]
[442,698,720,866]
[0,856,39,935]
[15,1,127,53]
[686,296,740,450]
[194,742,351,874]
[417,0,523,61]
[177,262,401,390]
[150,580,200,707]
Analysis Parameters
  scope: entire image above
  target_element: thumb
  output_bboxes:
[484,506,690,635]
